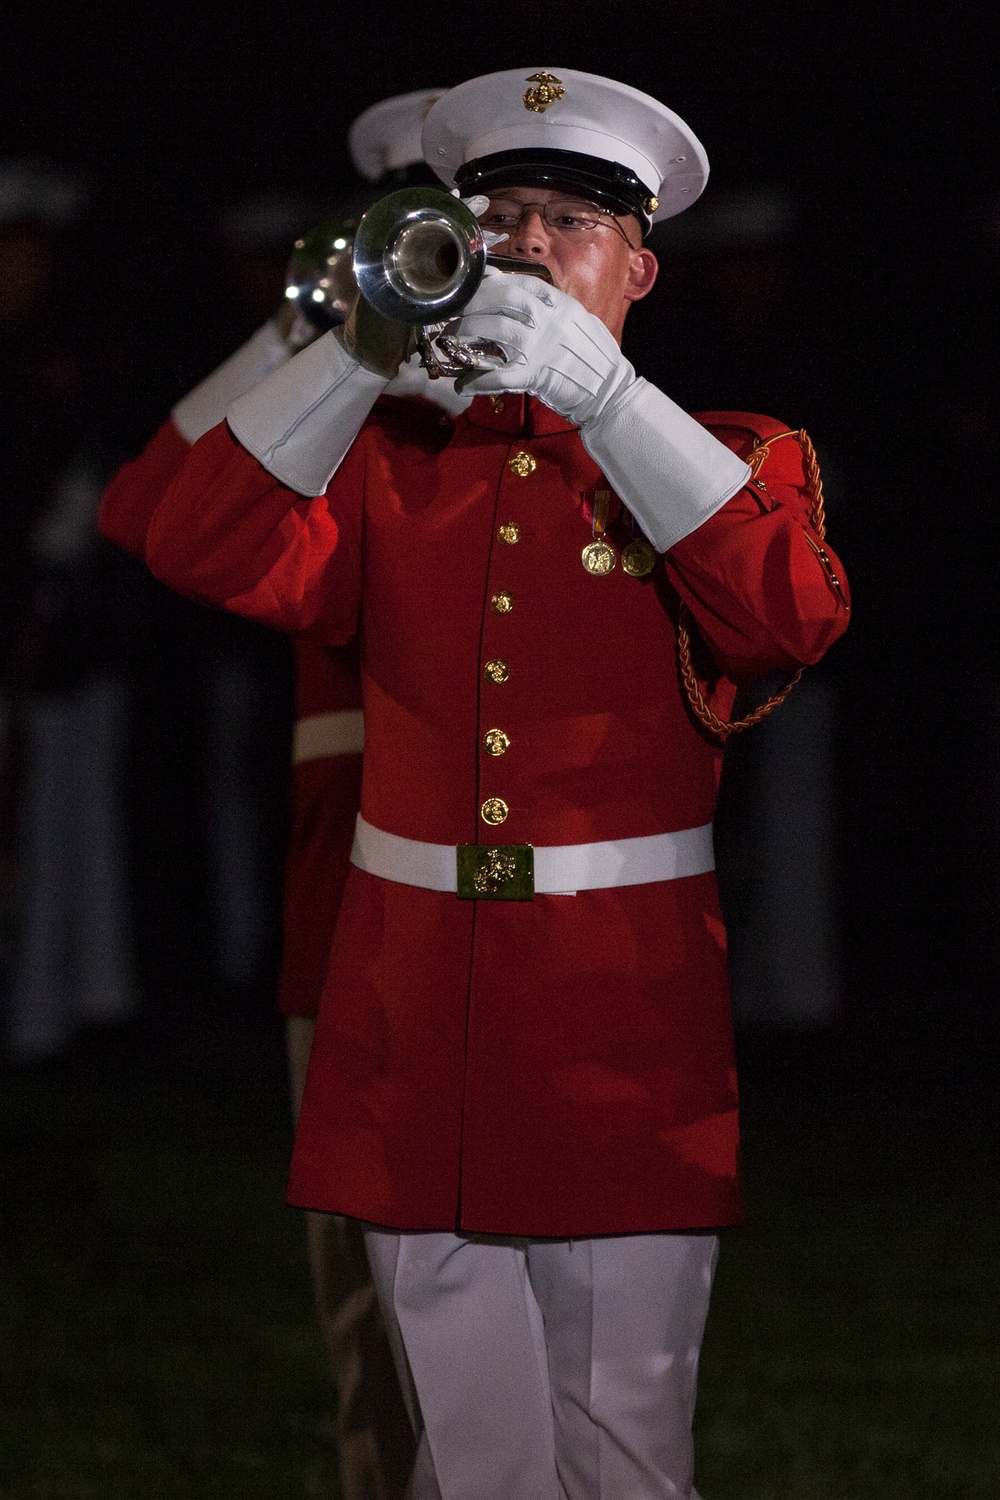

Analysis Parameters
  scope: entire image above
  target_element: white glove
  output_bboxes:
[172,319,292,444]
[456,192,490,217]
[451,270,752,553]
[227,328,388,497]
[446,268,631,427]
[227,301,459,496]
[456,192,509,252]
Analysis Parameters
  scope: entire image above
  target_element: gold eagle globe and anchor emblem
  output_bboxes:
[508,450,537,478]
[473,847,518,894]
[457,841,536,900]
[523,72,566,113]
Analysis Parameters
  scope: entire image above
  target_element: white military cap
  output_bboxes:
[422,67,708,226]
[349,90,450,181]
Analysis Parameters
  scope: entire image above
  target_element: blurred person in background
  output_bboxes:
[100,91,470,1500]
[1,159,139,1062]
[188,191,316,1017]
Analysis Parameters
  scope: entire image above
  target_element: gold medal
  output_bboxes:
[581,486,616,575]
[621,539,657,577]
[581,540,616,576]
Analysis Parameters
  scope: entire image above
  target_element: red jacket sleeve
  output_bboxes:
[666,415,850,683]
[145,420,363,648]
[98,418,192,562]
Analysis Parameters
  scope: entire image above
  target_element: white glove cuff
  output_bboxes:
[227,329,388,496]
[172,319,291,444]
[581,378,751,553]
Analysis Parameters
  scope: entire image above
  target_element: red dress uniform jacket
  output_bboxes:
[99,418,363,1017]
[144,393,849,1237]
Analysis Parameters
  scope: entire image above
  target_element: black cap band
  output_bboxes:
[455,148,656,225]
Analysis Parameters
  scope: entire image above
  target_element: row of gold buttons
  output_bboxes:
[480,450,535,827]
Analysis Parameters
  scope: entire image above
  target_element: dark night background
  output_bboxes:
[1,3,997,1496]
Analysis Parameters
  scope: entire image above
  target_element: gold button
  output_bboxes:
[508,450,537,478]
[484,658,510,684]
[481,797,509,826]
[483,728,510,756]
[498,522,521,545]
[489,395,505,413]
[490,592,513,614]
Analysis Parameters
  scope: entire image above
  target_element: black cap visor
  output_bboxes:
[455,149,655,229]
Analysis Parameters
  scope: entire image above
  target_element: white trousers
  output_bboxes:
[364,1228,718,1500]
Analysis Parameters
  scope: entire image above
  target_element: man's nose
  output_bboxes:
[509,207,550,256]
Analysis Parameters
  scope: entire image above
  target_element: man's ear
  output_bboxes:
[625,247,658,303]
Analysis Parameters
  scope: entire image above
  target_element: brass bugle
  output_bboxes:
[352,187,486,323]
[351,187,554,376]
[352,187,552,324]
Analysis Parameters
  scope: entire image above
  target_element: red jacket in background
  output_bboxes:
[100,416,363,1017]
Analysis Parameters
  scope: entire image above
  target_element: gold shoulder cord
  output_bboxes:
[677,427,845,741]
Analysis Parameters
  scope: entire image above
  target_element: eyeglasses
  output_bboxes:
[476,197,640,250]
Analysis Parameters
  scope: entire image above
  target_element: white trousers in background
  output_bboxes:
[8,676,136,1060]
[364,1227,718,1500]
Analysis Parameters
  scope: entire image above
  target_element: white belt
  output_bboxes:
[293,709,364,764]
[350,813,714,898]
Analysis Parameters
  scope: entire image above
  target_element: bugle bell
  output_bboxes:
[352,187,486,323]
[351,187,553,376]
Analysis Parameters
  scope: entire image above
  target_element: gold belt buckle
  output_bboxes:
[456,843,534,900]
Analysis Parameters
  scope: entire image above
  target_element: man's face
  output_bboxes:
[477,184,658,343]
